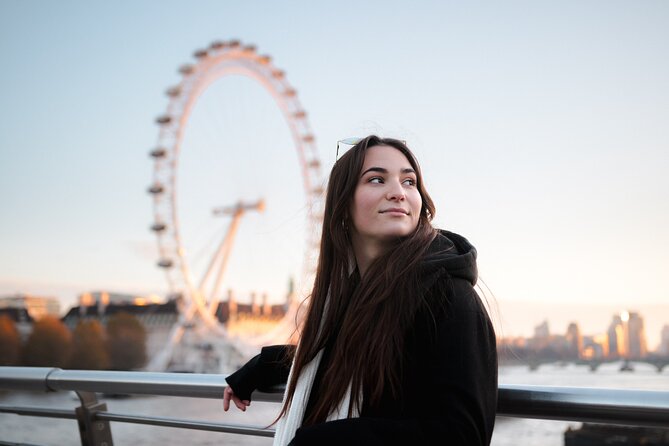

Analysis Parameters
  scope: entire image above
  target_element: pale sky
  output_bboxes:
[1,1,668,346]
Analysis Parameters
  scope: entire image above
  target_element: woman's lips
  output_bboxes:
[380,208,409,215]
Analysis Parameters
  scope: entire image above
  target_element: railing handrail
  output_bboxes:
[0,367,282,401]
[498,384,669,427]
[1,367,669,428]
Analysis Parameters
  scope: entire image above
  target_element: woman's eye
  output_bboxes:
[369,177,383,184]
[403,178,416,186]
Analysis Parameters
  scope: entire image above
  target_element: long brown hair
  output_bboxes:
[280,135,438,425]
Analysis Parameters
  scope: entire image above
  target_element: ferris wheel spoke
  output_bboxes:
[198,202,245,313]
[197,217,238,302]
[206,217,241,314]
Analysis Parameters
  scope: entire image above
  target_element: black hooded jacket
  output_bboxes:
[225,230,498,445]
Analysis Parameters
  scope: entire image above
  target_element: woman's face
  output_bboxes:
[349,145,422,250]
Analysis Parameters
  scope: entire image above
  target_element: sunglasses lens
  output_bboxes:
[340,137,362,146]
[336,137,363,161]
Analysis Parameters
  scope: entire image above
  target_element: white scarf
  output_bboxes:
[273,303,360,445]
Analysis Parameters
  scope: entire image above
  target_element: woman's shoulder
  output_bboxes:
[426,272,486,316]
[422,231,489,314]
[420,229,478,288]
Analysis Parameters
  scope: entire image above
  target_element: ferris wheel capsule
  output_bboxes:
[149,147,167,158]
[179,64,194,75]
[151,222,167,232]
[157,259,174,268]
[165,86,181,97]
[147,183,164,194]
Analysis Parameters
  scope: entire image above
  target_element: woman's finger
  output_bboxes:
[233,394,247,411]
[224,386,252,412]
[223,387,233,411]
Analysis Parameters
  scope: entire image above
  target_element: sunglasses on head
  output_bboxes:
[336,137,407,161]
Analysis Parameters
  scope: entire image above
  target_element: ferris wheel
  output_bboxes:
[147,40,323,368]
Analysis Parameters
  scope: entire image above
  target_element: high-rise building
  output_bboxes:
[565,322,583,359]
[660,325,669,357]
[530,320,550,350]
[607,315,624,358]
[534,320,549,338]
[627,311,647,359]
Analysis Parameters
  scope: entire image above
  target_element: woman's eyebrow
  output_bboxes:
[361,167,416,176]
[361,167,387,176]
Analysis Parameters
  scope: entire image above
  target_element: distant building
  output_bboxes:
[530,320,550,350]
[565,322,583,359]
[534,320,549,338]
[0,294,60,321]
[216,290,288,324]
[627,312,647,359]
[526,320,579,360]
[582,335,606,359]
[607,311,648,359]
[659,325,669,357]
[607,315,625,358]
[594,334,609,358]
[79,291,163,311]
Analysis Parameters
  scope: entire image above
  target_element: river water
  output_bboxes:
[1,362,668,445]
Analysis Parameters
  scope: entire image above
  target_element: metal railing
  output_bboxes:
[1,367,668,445]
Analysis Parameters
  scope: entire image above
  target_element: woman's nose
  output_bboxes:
[386,181,406,201]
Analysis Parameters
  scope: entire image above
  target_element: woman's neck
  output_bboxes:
[351,235,389,277]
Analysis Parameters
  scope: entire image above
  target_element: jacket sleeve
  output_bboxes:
[289,279,498,446]
[225,344,295,401]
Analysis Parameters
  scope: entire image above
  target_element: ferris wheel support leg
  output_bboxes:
[198,247,225,298]
[207,214,242,315]
[146,303,197,371]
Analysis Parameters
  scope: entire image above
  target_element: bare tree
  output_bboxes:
[106,312,147,370]
[69,319,110,370]
[0,315,21,365]
[22,316,72,367]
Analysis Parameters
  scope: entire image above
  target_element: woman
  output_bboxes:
[223,135,497,445]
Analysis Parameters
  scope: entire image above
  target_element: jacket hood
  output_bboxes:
[420,229,478,288]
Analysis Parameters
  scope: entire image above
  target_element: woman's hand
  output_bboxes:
[223,386,251,412]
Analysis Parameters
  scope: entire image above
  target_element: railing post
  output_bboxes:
[75,391,113,446]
